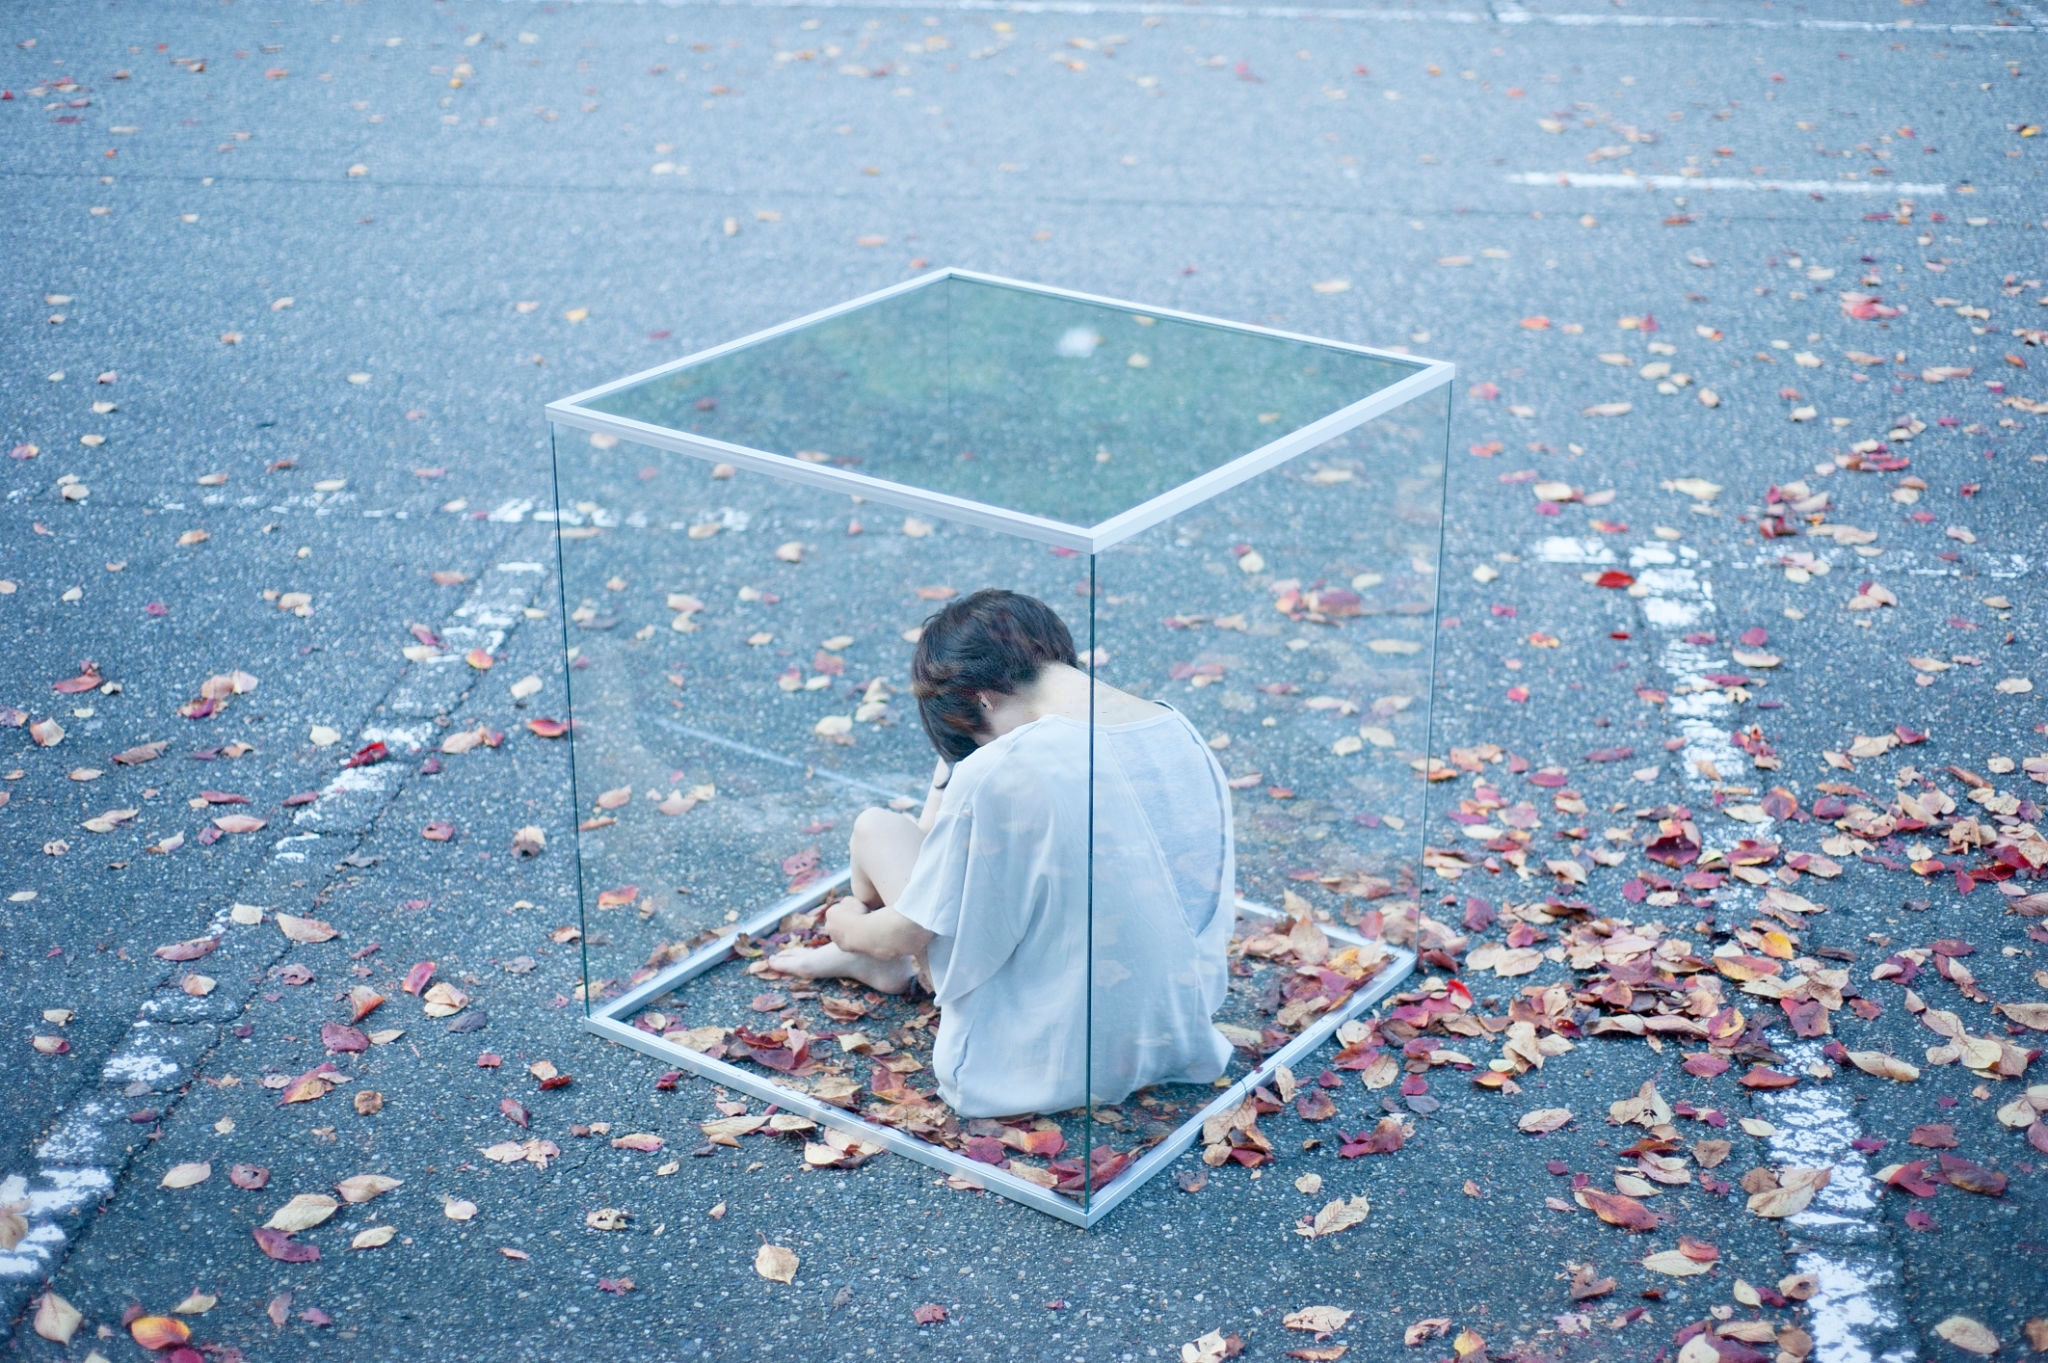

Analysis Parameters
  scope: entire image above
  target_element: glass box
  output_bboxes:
[543,271,1449,1225]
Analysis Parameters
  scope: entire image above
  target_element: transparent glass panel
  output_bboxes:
[549,279,1446,1222]
[1085,389,1449,1201]
[550,427,1104,1203]
[577,275,1425,529]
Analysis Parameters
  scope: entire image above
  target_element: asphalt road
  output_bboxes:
[3,0,2045,1359]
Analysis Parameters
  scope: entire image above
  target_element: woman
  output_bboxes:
[769,589,1237,1119]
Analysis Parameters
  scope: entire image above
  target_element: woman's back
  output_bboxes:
[893,709,1235,1118]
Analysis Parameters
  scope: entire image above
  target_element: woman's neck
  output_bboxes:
[982,664,1165,739]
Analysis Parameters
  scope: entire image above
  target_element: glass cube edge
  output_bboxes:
[545,269,1456,554]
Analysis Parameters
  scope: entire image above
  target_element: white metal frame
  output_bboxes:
[585,876,1415,1228]
[545,268,1455,554]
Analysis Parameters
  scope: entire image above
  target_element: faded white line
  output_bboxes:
[502,0,2046,36]
[1757,1041,1917,1363]
[1507,172,1951,197]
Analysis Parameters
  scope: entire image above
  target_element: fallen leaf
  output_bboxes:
[1642,1248,1714,1277]
[1519,1108,1573,1135]
[335,1174,402,1203]
[160,1161,211,1189]
[266,1192,340,1232]
[130,1315,191,1350]
[443,1197,478,1221]
[912,1303,949,1324]
[1295,1195,1370,1239]
[276,912,338,944]
[1847,1051,1920,1082]
[252,1226,320,1262]
[1934,1316,2000,1356]
[33,1292,82,1343]
[1578,1189,1659,1232]
[1284,1306,1353,1333]
[1747,1166,1831,1218]
[352,1224,398,1249]
[755,1243,799,1283]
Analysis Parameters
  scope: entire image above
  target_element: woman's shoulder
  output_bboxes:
[947,719,1082,798]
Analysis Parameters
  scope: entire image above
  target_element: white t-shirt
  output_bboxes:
[892,709,1236,1118]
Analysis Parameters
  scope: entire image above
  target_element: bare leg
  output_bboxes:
[771,808,926,992]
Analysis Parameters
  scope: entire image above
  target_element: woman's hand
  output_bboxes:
[821,898,870,949]
[823,898,934,960]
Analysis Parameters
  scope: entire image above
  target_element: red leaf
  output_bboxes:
[1594,570,1636,589]
[525,717,569,738]
[320,1023,368,1053]
[402,961,436,995]
[1904,1207,1939,1233]
[1738,1066,1798,1090]
[912,1304,948,1325]
[1882,1160,1939,1198]
[154,937,220,962]
[1580,1189,1659,1232]
[1680,1053,1730,1078]
[230,1164,269,1190]
[253,1227,320,1262]
[963,1136,1008,1166]
[501,1098,531,1128]
[421,821,457,841]
[1907,1124,1958,1149]
[342,741,387,768]
[1936,1154,2006,1196]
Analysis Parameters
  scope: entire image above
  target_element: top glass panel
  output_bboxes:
[576,273,1425,529]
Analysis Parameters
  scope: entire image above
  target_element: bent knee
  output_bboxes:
[850,805,897,855]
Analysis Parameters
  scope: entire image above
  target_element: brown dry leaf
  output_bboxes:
[335,1174,402,1203]
[1284,1306,1353,1333]
[612,1132,665,1152]
[266,1192,340,1232]
[586,1208,629,1230]
[1519,1108,1572,1135]
[1578,1188,1659,1232]
[1295,1195,1370,1239]
[160,1161,211,1189]
[1846,1051,1920,1082]
[354,1090,384,1115]
[1747,1166,1831,1219]
[1641,1248,1714,1277]
[276,912,338,944]
[1996,1002,2048,1031]
[211,813,266,834]
[33,1292,82,1343]
[443,1197,478,1221]
[422,981,469,1017]
[351,1224,398,1249]
[1933,1317,1999,1356]
[1404,1318,1453,1346]
[755,1243,799,1283]
[171,1291,216,1314]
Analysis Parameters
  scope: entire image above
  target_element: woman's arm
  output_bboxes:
[916,757,950,833]
[823,900,935,959]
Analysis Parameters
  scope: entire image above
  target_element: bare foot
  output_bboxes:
[766,942,916,994]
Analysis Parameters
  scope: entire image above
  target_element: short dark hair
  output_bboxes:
[911,589,1078,761]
